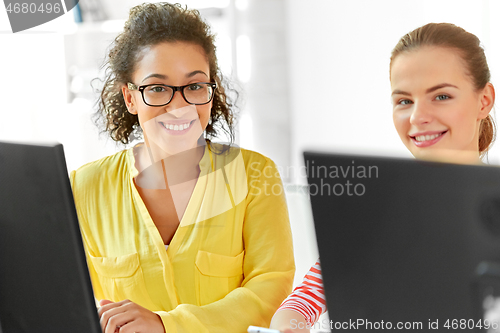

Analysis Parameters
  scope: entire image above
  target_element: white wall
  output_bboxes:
[286,0,500,181]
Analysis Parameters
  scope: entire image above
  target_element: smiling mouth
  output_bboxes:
[159,120,196,131]
[411,131,447,142]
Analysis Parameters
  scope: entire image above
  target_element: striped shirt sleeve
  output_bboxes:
[275,260,326,326]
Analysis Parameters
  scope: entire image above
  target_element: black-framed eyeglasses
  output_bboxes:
[127,82,217,106]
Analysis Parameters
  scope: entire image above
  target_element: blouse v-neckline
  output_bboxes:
[127,143,214,257]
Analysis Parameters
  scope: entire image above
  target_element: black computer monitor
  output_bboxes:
[305,151,500,332]
[0,141,101,333]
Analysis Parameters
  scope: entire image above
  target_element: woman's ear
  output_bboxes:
[122,85,138,115]
[478,82,495,120]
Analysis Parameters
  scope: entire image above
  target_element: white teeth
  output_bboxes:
[162,122,190,131]
[415,133,441,142]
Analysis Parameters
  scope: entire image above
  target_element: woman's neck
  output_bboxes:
[133,141,206,189]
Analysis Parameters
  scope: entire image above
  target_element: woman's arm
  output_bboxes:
[270,261,326,332]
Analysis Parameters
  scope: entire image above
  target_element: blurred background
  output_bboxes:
[1,1,500,327]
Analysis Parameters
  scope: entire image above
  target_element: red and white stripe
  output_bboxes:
[276,260,326,326]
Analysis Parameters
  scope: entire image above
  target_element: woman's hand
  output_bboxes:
[98,299,165,333]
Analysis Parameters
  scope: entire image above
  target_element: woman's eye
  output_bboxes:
[435,94,449,101]
[188,84,202,91]
[148,86,166,93]
[398,99,413,105]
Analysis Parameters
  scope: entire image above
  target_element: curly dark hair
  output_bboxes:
[95,2,235,144]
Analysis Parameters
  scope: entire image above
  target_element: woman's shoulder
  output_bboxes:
[71,149,130,186]
[208,143,280,184]
[209,142,276,166]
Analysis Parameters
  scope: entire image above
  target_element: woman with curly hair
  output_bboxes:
[70,3,294,333]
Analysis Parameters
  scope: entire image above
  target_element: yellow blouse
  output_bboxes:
[70,143,295,332]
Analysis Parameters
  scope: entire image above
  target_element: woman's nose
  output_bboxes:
[409,101,433,125]
[166,90,190,111]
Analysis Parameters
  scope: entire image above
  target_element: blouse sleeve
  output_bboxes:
[274,260,326,327]
[155,157,296,332]
[70,170,105,301]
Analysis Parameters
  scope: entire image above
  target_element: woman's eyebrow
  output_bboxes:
[426,83,458,93]
[391,83,459,96]
[186,70,208,78]
[141,73,167,82]
[141,71,208,82]
[391,90,410,96]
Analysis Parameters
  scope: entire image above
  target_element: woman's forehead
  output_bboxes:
[390,46,471,90]
[133,42,210,81]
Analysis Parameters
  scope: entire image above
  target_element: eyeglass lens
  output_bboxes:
[143,83,214,106]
